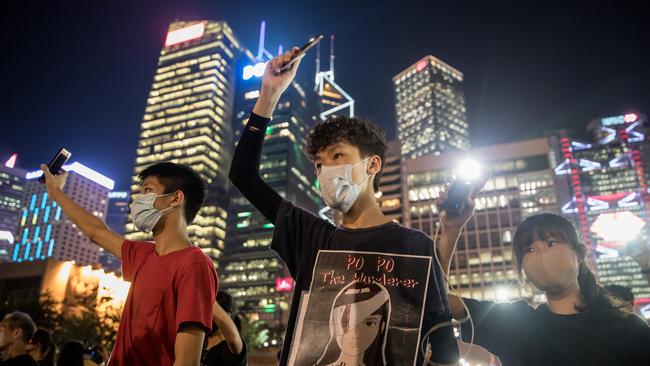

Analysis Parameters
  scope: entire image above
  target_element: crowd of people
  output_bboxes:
[2,46,649,365]
[0,291,245,366]
[0,312,108,366]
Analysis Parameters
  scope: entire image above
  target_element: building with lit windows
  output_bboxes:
[15,162,113,265]
[376,140,403,223]
[404,138,557,301]
[126,21,244,263]
[99,191,130,272]
[393,55,469,158]
[0,154,26,262]
[219,23,321,333]
[547,113,650,306]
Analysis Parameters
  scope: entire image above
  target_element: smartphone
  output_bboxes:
[274,35,324,75]
[39,148,71,183]
[440,180,474,217]
[440,165,491,217]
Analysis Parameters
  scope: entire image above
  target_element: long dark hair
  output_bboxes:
[512,212,624,317]
[316,282,391,365]
[30,328,55,365]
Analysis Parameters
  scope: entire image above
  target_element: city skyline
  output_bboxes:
[2,1,649,190]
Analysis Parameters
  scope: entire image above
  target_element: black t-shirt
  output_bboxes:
[272,199,454,365]
[461,298,650,366]
[202,338,247,366]
[0,354,38,366]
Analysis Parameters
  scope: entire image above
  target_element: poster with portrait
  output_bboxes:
[287,250,432,366]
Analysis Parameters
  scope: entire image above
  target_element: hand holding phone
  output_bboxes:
[256,35,323,117]
[39,148,71,193]
[439,160,491,217]
[272,35,323,75]
[39,148,71,184]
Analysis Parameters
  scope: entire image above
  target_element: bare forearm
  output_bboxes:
[50,189,106,240]
[438,226,467,319]
[438,226,461,277]
[252,90,280,118]
[49,188,123,258]
[174,327,205,366]
[212,305,243,354]
[173,357,200,366]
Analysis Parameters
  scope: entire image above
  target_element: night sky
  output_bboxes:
[2,0,648,190]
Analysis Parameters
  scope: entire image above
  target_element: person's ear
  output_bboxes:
[367,155,382,175]
[12,327,22,341]
[169,190,185,208]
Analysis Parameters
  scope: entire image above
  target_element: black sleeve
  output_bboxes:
[203,339,247,366]
[229,113,283,223]
[227,339,247,366]
[271,199,335,278]
[424,232,450,315]
[626,314,650,364]
[459,298,527,358]
[426,312,460,364]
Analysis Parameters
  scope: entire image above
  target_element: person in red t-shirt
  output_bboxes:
[41,162,218,366]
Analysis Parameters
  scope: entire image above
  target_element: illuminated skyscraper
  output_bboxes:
[15,162,113,265]
[393,55,469,158]
[126,21,244,262]
[0,154,26,262]
[220,22,321,334]
[548,113,650,307]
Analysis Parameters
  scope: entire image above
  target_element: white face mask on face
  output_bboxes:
[317,157,371,214]
[129,192,175,234]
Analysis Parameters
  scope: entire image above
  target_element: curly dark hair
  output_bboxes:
[306,116,389,192]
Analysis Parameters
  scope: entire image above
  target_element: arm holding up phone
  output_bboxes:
[230,47,303,222]
[436,193,475,319]
[436,170,489,319]
[40,164,125,259]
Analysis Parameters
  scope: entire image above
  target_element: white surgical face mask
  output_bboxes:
[130,192,175,233]
[317,157,371,213]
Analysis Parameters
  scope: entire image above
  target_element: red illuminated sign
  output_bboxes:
[275,277,294,292]
[416,60,428,72]
[624,113,638,123]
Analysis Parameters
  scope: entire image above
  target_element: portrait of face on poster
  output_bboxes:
[287,250,432,366]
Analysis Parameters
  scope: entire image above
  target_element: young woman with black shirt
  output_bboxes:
[438,210,650,366]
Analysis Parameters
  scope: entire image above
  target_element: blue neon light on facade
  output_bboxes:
[41,192,48,209]
[44,206,51,222]
[47,239,55,257]
[45,224,52,242]
[36,241,43,258]
[21,228,29,244]
[30,194,37,211]
[12,245,19,261]
[33,208,39,224]
[55,207,61,221]
[33,226,40,241]
[24,243,31,260]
